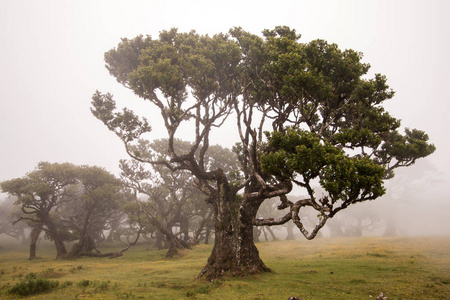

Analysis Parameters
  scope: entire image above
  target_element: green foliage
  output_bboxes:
[7,274,59,297]
[0,162,78,208]
[262,129,340,180]
[77,279,90,287]
[320,156,385,203]
[378,128,436,170]
[262,128,385,205]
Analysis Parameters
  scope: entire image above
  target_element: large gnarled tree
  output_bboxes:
[91,27,435,279]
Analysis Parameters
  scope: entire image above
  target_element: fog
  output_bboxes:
[1,0,449,238]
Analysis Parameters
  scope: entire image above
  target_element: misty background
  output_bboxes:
[0,0,449,237]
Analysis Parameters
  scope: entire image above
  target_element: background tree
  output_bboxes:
[0,162,130,259]
[0,198,29,243]
[120,139,213,257]
[254,197,285,242]
[327,206,383,237]
[0,162,78,259]
[59,166,126,258]
[91,27,435,279]
[104,197,145,245]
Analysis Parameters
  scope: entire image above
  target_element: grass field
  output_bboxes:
[0,236,449,299]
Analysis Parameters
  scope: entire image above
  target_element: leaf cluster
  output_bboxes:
[262,128,385,206]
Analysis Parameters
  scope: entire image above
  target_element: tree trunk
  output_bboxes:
[198,183,270,280]
[266,226,278,241]
[204,225,211,244]
[262,227,269,241]
[69,235,98,258]
[68,211,99,258]
[253,227,260,242]
[179,215,189,241]
[29,224,43,260]
[154,231,165,249]
[44,217,68,259]
[285,221,295,240]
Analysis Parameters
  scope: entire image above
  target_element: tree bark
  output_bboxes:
[198,183,270,280]
[29,224,43,260]
[43,217,68,259]
[253,227,260,242]
[154,231,165,249]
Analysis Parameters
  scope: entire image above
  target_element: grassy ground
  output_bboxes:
[0,236,449,299]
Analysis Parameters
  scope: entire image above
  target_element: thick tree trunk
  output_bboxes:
[253,227,260,242]
[68,211,100,258]
[44,217,68,259]
[69,235,98,258]
[29,224,43,260]
[199,184,270,280]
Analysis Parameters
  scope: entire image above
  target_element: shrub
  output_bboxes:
[78,279,90,287]
[95,280,110,291]
[7,277,59,296]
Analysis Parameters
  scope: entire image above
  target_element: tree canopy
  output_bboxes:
[91,26,435,279]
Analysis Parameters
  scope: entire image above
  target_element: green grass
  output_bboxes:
[0,236,449,299]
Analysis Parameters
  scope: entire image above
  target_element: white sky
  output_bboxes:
[1,0,449,228]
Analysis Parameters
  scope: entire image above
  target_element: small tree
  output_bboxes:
[91,27,435,279]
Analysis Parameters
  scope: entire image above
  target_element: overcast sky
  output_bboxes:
[1,0,449,234]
